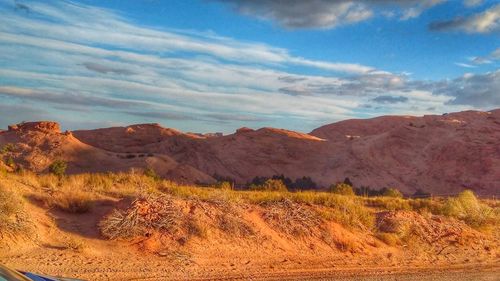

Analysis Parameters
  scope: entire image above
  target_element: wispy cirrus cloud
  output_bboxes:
[0,0,496,133]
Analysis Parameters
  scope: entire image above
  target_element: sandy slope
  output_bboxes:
[0,174,498,281]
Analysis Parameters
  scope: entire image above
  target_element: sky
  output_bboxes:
[0,0,499,133]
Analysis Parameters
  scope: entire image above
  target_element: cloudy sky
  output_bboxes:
[0,0,498,133]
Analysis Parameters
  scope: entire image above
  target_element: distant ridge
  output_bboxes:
[1,109,499,196]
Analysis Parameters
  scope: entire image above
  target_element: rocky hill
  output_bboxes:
[1,109,499,196]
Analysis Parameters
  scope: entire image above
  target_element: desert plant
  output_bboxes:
[250,179,288,192]
[4,156,15,168]
[214,181,233,190]
[382,188,403,198]
[144,167,160,181]
[49,160,67,177]
[442,190,497,228]
[329,183,355,196]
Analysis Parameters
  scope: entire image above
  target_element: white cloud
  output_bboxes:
[430,3,500,33]
[0,0,495,132]
[214,0,445,29]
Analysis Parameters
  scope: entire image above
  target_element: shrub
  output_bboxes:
[442,190,497,228]
[250,179,288,192]
[214,181,233,190]
[329,183,355,196]
[49,160,67,177]
[382,188,403,198]
[292,176,317,190]
[4,156,15,168]
[1,143,15,154]
[144,167,160,181]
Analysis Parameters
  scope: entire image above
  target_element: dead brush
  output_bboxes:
[202,198,254,237]
[217,213,254,237]
[99,195,182,239]
[261,198,321,236]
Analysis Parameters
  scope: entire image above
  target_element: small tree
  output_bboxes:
[49,160,67,177]
[382,188,403,198]
[329,183,355,196]
[4,156,15,168]
[250,179,288,192]
[293,176,317,190]
[214,181,233,190]
[343,177,353,187]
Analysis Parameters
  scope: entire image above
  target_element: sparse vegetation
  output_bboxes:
[49,160,67,177]
[329,183,355,196]
[382,188,403,198]
[4,156,15,168]
[250,178,288,192]
[40,188,94,213]
[214,181,233,190]
[442,190,497,229]
[144,167,160,181]
[0,184,30,236]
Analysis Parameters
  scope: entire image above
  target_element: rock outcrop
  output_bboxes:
[2,109,499,196]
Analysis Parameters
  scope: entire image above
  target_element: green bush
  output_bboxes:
[49,160,67,177]
[4,156,15,168]
[382,188,403,198]
[329,183,355,196]
[214,181,233,190]
[250,179,288,192]
[144,167,160,181]
[442,190,497,228]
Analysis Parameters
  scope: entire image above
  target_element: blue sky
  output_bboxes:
[0,0,499,133]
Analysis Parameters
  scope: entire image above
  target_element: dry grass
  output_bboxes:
[442,190,498,229]
[375,232,399,246]
[1,171,498,238]
[0,184,30,236]
[38,188,94,213]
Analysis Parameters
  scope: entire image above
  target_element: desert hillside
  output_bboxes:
[0,172,498,280]
[1,109,499,196]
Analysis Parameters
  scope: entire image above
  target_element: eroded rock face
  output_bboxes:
[8,121,61,134]
[2,109,500,195]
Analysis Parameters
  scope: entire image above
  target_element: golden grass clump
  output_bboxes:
[40,188,94,214]
[442,190,498,229]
